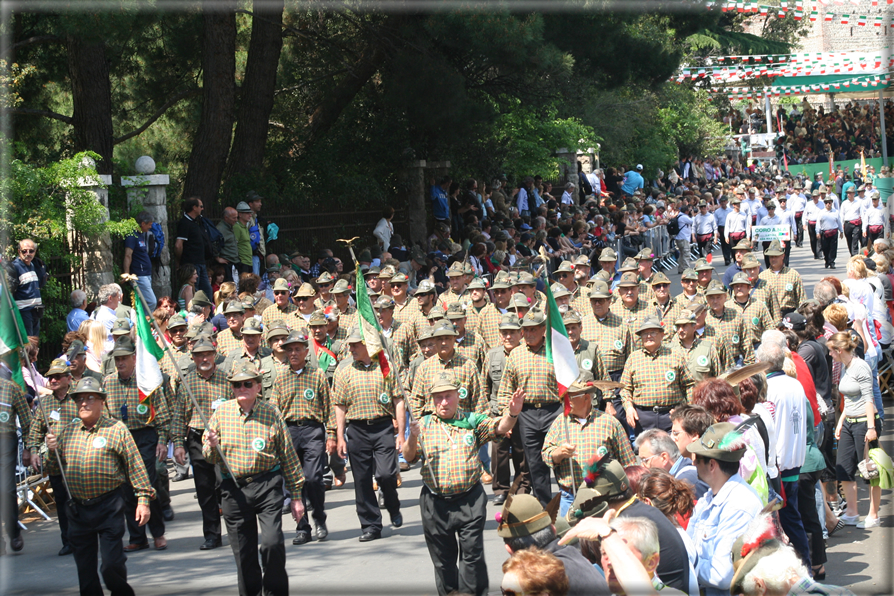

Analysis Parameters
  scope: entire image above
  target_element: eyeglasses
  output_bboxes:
[72,395,101,403]
[274,291,288,296]
[556,273,570,278]
[20,249,35,255]
[47,374,69,381]
[230,381,256,389]
[640,454,658,464]
[319,283,332,289]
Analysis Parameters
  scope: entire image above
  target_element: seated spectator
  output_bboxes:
[501,548,569,596]
[67,289,89,333]
[635,429,707,498]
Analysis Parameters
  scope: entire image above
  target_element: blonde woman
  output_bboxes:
[830,331,881,529]
[214,281,237,315]
[80,319,109,373]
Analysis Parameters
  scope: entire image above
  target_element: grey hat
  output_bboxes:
[432,321,459,337]
[224,300,245,315]
[415,279,436,295]
[445,303,467,320]
[281,330,309,346]
[64,339,86,360]
[111,318,132,336]
[265,321,291,341]
[520,309,546,327]
[636,315,664,334]
[235,201,253,213]
[192,290,213,307]
[168,314,188,329]
[241,318,263,335]
[227,360,261,382]
[109,336,136,357]
[190,337,217,354]
[346,327,364,343]
[70,377,106,398]
[498,313,522,330]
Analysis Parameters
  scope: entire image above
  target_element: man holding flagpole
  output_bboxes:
[104,334,171,551]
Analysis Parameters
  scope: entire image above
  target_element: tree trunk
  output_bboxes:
[67,35,114,175]
[222,0,284,202]
[181,1,236,209]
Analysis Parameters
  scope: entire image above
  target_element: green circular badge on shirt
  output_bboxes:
[136,404,149,415]
[665,370,676,383]
[458,388,468,399]
[378,392,391,405]
[463,433,475,447]
[0,412,8,423]
[92,436,107,449]
[785,283,794,292]
[732,334,740,344]
[614,340,623,351]
[251,438,266,452]
[582,359,593,370]
[303,389,315,401]
[751,317,760,326]
[697,355,709,367]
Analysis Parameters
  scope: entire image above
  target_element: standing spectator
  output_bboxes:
[91,284,124,343]
[245,191,266,275]
[431,176,451,225]
[234,202,254,275]
[674,205,694,274]
[621,165,645,198]
[215,207,239,282]
[10,238,45,336]
[123,211,157,312]
[374,207,395,250]
[175,197,213,298]
[67,290,89,332]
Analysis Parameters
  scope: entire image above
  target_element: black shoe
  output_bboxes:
[163,507,174,522]
[10,536,23,552]
[172,473,189,482]
[314,523,329,541]
[199,538,222,550]
[58,544,73,556]
[391,512,403,528]
[493,494,507,506]
[830,265,836,269]
[359,531,381,542]
[378,491,385,509]
[292,531,311,545]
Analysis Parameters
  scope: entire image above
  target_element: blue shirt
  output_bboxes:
[669,456,708,499]
[621,171,644,195]
[67,308,89,333]
[687,474,762,596]
[431,185,449,220]
[124,232,152,277]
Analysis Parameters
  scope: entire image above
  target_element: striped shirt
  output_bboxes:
[51,415,155,505]
[272,365,335,439]
[543,410,635,491]
[203,399,305,496]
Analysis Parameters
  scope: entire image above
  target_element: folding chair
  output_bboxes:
[877,345,894,400]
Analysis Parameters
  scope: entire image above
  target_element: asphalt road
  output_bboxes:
[1,236,892,596]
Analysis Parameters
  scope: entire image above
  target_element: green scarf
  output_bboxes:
[435,411,488,430]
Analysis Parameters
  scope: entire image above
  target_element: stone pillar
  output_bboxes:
[403,160,427,247]
[121,156,171,301]
[71,162,114,297]
[558,148,580,203]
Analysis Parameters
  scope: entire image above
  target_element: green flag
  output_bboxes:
[353,259,390,377]
[0,272,29,391]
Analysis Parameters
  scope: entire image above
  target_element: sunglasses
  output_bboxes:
[274,290,289,296]
[47,374,70,381]
[556,272,571,278]
[296,296,311,302]
[20,249,35,255]
[318,283,332,289]
[73,395,102,403]
[230,381,256,389]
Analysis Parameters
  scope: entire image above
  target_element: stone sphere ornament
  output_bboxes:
[135,155,156,175]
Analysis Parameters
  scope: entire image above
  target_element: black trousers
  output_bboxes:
[779,470,811,569]
[820,232,838,268]
[491,427,529,497]
[695,235,713,257]
[287,422,327,533]
[50,473,71,547]
[0,433,19,541]
[124,427,165,544]
[718,227,732,265]
[867,227,884,248]
[798,470,826,567]
[632,406,673,436]
[69,489,134,596]
[220,471,288,596]
[843,222,861,256]
[807,222,819,258]
[346,419,400,533]
[517,402,561,505]
[188,429,222,541]
[420,484,488,596]
[794,213,803,246]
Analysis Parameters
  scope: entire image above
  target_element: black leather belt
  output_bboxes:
[76,487,120,507]
[286,419,322,427]
[522,402,560,411]
[424,483,478,502]
[636,404,676,413]
[349,416,392,426]
[222,466,281,488]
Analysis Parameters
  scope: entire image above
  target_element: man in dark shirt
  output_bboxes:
[175,197,213,298]
[123,211,157,311]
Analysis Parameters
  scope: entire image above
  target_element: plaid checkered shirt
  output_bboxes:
[542,409,635,491]
[726,298,774,359]
[750,281,782,324]
[0,378,31,437]
[171,367,231,449]
[620,345,695,409]
[392,299,418,327]
[338,309,358,333]
[698,325,735,370]
[475,303,504,350]
[497,341,559,411]
[332,358,399,421]
[758,267,805,316]
[50,414,155,505]
[456,330,486,371]
[415,411,499,496]
[571,290,591,316]
[611,298,653,332]
[159,345,189,382]
[215,328,243,357]
[203,399,305,496]
[707,307,748,363]
[574,339,608,381]
[673,291,707,311]
[29,392,78,476]
[671,336,722,383]
[261,302,298,329]
[272,365,335,439]
[103,373,172,443]
[581,312,634,374]
[438,288,471,310]
[411,351,486,419]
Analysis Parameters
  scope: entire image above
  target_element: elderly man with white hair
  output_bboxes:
[561,183,576,206]
[731,540,854,596]
[755,335,810,569]
[635,429,707,498]
[91,283,125,344]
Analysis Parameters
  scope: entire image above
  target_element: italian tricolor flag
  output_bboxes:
[134,292,164,423]
[354,259,390,378]
[542,272,579,414]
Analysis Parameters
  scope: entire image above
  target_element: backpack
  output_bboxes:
[667,214,681,236]
[200,215,224,258]
[147,222,165,259]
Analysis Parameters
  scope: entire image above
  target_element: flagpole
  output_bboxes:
[0,263,76,496]
[120,274,238,481]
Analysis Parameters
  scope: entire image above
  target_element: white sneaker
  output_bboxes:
[856,517,881,529]
[839,514,860,526]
